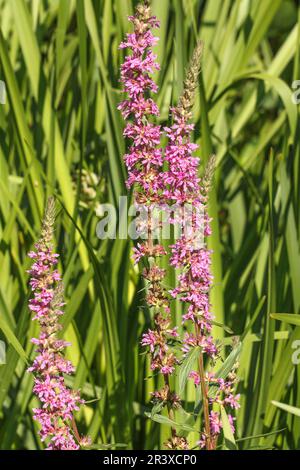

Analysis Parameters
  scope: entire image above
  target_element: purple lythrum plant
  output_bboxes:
[162,50,239,450]
[28,197,90,450]
[119,0,240,451]
[164,46,240,450]
[118,0,186,450]
[163,42,216,450]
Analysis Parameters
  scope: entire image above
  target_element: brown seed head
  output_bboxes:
[40,197,56,246]
[201,154,216,200]
[176,41,204,119]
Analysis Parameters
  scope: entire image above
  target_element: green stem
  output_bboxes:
[163,374,176,439]
[196,325,212,450]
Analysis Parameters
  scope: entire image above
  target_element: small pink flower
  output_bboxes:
[141,330,157,352]
[209,411,222,435]
[228,414,236,433]
[224,393,241,410]
[189,371,200,386]
[161,365,175,375]
[167,327,179,338]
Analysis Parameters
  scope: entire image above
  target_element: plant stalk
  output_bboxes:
[196,325,212,450]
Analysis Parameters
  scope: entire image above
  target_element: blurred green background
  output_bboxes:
[0,0,300,450]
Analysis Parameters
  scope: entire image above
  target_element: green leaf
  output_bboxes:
[179,346,200,395]
[150,401,165,418]
[211,320,234,335]
[86,443,128,450]
[209,343,242,398]
[271,401,300,418]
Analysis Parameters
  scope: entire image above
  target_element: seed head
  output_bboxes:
[40,196,56,246]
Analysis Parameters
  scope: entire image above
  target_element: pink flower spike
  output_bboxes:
[27,197,88,450]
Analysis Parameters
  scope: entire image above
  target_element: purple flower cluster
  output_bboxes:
[119,2,178,378]
[165,126,216,354]
[119,1,187,449]
[138,263,179,378]
[162,71,215,355]
[163,50,240,449]
[27,198,87,450]
[141,313,179,376]
[118,3,162,199]
[163,110,201,203]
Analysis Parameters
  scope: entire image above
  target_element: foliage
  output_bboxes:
[0,0,300,450]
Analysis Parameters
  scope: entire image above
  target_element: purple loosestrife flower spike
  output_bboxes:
[28,197,89,450]
[163,42,216,360]
[119,1,184,449]
[118,1,162,202]
[164,42,240,450]
[119,0,176,376]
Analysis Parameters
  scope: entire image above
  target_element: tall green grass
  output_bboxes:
[0,0,299,450]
